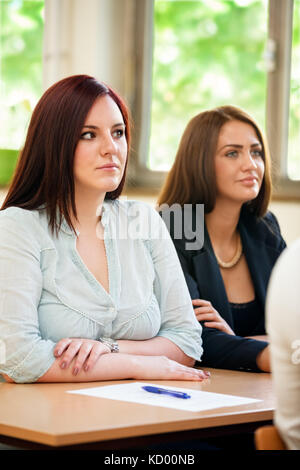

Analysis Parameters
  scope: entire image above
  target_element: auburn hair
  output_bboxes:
[1,74,131,233]
[157,105,272,217]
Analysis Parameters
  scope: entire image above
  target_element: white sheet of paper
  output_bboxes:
[67,382,261,412]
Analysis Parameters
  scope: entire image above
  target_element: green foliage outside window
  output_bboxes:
[0,0,44,185]
[149,0,268,171]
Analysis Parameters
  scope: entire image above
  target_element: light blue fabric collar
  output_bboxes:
[59,200,112,236]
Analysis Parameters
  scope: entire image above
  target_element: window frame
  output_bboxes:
[266,0,300,199]
[130,0,165,190]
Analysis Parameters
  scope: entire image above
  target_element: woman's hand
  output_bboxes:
[54,338,111,375]
[133,355,210,381]
[192,299,235,335]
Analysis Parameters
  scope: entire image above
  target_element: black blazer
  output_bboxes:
[161,206,286,371]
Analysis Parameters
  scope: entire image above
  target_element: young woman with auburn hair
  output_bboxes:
[158,105,286,372]
[0,75,206,384]
[2,74,130,234]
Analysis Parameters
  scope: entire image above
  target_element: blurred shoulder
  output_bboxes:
[266,239,300,333]
[273,238,300,271]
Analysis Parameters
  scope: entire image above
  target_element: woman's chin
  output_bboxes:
[236,186,260,204]
[94,177,122,193]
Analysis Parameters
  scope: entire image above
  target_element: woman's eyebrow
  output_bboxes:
[112,122,126,128]
[219,142,262,151]
[82,123,125,129]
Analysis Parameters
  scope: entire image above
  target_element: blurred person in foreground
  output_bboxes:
[267,239,300,450]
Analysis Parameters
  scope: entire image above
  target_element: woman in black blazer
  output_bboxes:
[158,105,286,372]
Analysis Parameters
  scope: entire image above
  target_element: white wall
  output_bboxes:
[270,201,300,245]
[43,0,134,98]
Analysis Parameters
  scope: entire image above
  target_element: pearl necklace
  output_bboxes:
[215,235,243,269]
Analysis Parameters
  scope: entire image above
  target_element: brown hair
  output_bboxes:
[1,74,131,233]
[157,105,272,217]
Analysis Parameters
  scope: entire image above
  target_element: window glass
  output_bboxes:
[287,0,300,180]
[149,0,268,171]
[0,0,44,152]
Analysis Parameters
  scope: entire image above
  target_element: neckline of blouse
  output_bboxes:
[59,200,113,236]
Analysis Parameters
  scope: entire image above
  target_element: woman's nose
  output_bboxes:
[99,133,117,156]
[241,151,257,170]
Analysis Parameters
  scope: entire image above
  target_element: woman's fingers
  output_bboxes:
[166,357,210,381]
[204,321,225,330]
[194,307,216,321]
[203,319,235,335]
[82,343,110,373]
[194,309,216,317]
[54,338,72,358]
[54,338,112,374]
[72,342,93,375]
[192,299,211,307]
[196,313,216,322]
[172,364,210,381]
[183,367,210,380]
[193,304,235,335]
[134,356,211,382]
[194,306,214,314]
[59,340,83,370]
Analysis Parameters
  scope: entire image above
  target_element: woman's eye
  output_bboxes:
[80,131,95,140]
[252,149,263,158]
[112,128,125,138]
[226,150,238,158]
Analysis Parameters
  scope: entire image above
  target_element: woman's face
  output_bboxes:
[73,95,127,195]
[214,119,265,206]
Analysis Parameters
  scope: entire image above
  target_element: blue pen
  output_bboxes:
[142,385,191,399]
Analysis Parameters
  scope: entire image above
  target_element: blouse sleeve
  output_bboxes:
[148,208,203,362]
[0,212,55,383]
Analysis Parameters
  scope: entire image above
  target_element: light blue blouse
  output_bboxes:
[0,200,202,383]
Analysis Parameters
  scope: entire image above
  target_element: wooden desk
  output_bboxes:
[0,368,273,449]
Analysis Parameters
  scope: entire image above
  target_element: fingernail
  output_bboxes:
[84,364,89,372]
[61,361,67,369]
[73,367,79,376]
[55,350,61,357]
[204,371,211,377]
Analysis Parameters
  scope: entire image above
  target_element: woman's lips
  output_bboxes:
[96,164,119,170]
[239,176,258,185]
